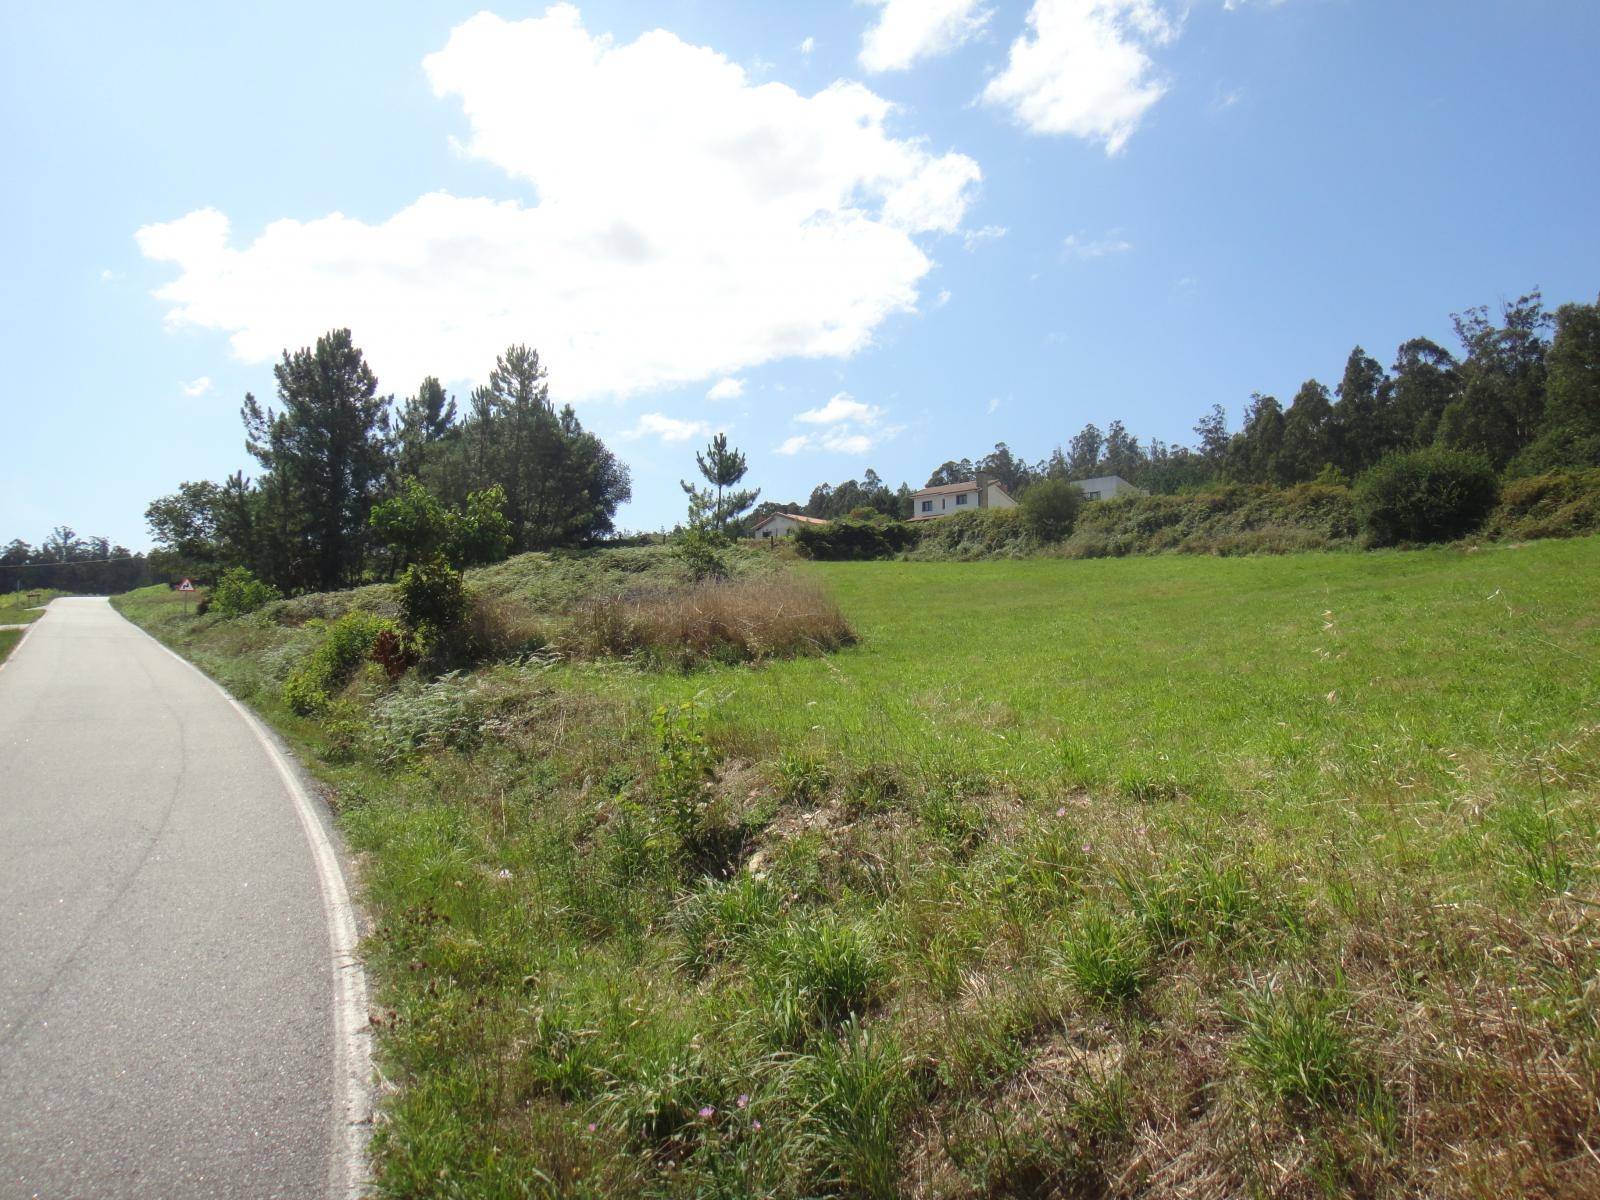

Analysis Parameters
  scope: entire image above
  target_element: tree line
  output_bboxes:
[146,330,632,592]
[764,289,1599,524]
[1,527,151,593]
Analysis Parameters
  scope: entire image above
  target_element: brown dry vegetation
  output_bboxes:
[562,574,855,667]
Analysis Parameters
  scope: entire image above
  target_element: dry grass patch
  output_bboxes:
[564,573,855,668]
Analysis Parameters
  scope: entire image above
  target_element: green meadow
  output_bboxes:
[116,539,1600,1199]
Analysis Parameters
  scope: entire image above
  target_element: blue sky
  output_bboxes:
[4,0,1598,549]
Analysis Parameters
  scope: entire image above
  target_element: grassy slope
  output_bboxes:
[115,542,1600,1199]
[0,589,60,664]
[0,589,60,625]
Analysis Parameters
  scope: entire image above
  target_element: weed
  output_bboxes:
[1058,909,1150,1008]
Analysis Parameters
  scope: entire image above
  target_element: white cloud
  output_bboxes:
[860,0,992,72]
[137,6,981,401]
[982,0,1179,154]
[795,392,884,426]
[934,288,952,308]
[962,223,1008,251]
[99,268,123,283]
[180,376,213,397]
[707,376,745,401]
[1063,231,1133,258]
[623,412,714,442]
[781,390,900,455]
[800,36,816,56]
[986,396,1002,414]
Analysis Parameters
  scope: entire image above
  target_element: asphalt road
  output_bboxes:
[0,599,365,1199]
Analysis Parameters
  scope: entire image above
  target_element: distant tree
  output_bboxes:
[440,345,631,550]
[243,329,392,590]
[682,433,759,533]
[145,481,225,572]
[1279,380,1336,484]
[926,458,975,487]
[1101,421,1144,480]
[1332,346,1396,475]
[1,540,31,567]
[1067,425,1105,477]
[1193,406,1230,466]
[1512,297,1600,473]
[1228,394,1285,483]
[370,477,511,572]
[1020,478,1083,543]
[1390,338,1459,449]
[396,376,458,480]
[977,442,1035,495]
[1437,291,1552,469]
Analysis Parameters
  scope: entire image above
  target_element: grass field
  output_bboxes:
[0,589,58,664]
[115,540,1600,1199]
[0,588,59,625]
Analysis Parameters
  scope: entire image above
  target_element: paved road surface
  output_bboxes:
[0,599,365,1199]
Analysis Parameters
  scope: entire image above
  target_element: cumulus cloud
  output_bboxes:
[780,390,900,455]
[796,393,885,426]
[860,0,993,72]
[707,377,745,401]
[623,412,715,442]
[1063,231,1133,258]
[982,0,1179,154]
[137,5,981,400]
[799,36,816,55]
[180,375,213,397]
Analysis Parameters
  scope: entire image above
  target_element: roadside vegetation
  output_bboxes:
[114,536,1600,1198]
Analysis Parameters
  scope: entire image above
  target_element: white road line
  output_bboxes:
[119,607,373,1200]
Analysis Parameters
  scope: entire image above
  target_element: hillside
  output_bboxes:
[115,538,1600,1198]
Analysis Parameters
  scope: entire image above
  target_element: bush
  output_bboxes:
[398,555,469,637]
[905,508,1031,560]
[671,527,730,580]
[1356,448,1499,546]
[209,567,280,617]
[1482,468,1600,541]
[1020,478,1083,543]
[282,610,396,715]
[792,517,916,561]
[563,574,854,668]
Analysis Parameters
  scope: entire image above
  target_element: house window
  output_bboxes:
[955,493,968,506]
[1086,491,1100,501]
[921,500,933,512]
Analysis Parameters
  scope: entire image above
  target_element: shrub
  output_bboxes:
[1020,478,1084,543]
[671,527,730,580]
[905,509,1030,560]
[398,555,469,637]
[282,610,396,715]
[1356,448,1499,546]
[564,575,854,668]
[209,567,280,617]
[1482,468,1600,542]
[792,518,916,561]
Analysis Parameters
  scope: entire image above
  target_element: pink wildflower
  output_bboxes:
[698,1106,715,1119]
[737,1094,749,1109]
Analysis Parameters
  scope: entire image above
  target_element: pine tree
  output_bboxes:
[681,433,759,533]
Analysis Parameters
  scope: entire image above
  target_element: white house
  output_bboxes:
[1068,474,1145,501]
[909,473,1018,521]
[750,511,831,539]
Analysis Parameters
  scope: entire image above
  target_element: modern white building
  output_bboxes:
[1068,475,1146,501]
[750,511,831,539]
[909,474,1018,520]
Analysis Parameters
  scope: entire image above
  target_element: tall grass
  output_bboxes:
[564,574,854,667]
